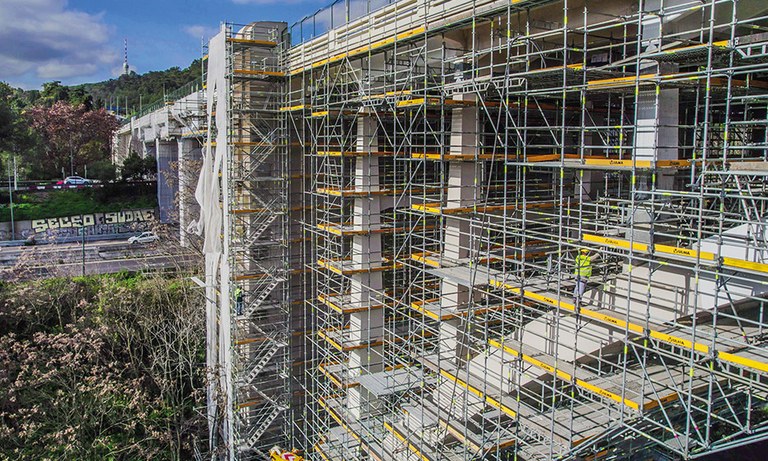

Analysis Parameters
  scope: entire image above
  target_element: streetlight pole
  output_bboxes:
[81,226,86,276]
[8,156,14,241]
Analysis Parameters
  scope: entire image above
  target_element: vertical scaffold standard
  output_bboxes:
[205,0,768,459]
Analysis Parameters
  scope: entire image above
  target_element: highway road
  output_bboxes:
[0,238,200,280]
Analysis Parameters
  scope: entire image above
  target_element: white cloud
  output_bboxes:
[0,0,117,85]
[183,25,219,41]
[38,62,99,80]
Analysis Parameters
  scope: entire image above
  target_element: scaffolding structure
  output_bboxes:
[203,0,768,459]
[278,0,768,459]
[201,21,307,460]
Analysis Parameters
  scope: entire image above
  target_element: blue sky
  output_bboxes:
[0,0,327,89]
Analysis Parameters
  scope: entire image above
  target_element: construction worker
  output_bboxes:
[574,248,592,302]
[235,285,243,315]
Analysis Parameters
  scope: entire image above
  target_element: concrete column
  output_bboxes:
[347,115,385,420]
[143,141,157,160]
[450,104,478,154]
[178,139,202,246]
[576,103,604,201]
[112,130,132,165]
[155,139,179,224]
[347,351,383,416]
[635,88,679,190]
[638,2,679,191]
[438,97,481,365]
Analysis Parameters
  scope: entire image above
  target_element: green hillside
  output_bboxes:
[76,59,203,115]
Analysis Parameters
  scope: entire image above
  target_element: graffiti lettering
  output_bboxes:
[30,209,156,234]
[103,209,155,225]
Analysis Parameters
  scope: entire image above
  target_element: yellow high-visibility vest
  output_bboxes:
[574,254,592,277]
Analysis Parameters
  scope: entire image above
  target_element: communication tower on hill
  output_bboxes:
[122,39,129,76]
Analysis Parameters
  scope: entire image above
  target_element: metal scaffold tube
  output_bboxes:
[199,0,768,459]
[198,20,309,460]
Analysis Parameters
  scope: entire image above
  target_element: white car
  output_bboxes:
[64,176,91,185]
[128,231,159,244]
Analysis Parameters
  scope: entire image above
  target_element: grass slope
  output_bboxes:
[0,183,158,222]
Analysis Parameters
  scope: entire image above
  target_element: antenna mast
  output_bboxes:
[122,39,129,76]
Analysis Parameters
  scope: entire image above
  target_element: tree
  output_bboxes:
[0,84,20,150]
[75,58,204,115]
[0,273,206,460]
[87,159,117,181]
[144,154,158,177]
[25,102,119,178]
[0,83,40,177]
[67,87,93,111]
[40,81,70,106]
[121,151,155,180]
[0,83,35,150]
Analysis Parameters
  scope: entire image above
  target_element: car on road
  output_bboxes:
[63,176,91,185]
[128,231,159,245]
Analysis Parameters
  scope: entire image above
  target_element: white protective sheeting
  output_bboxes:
[193,27,233,455]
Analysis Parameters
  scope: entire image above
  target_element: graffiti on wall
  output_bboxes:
[0,209,156,241]
[31,209,156,233]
